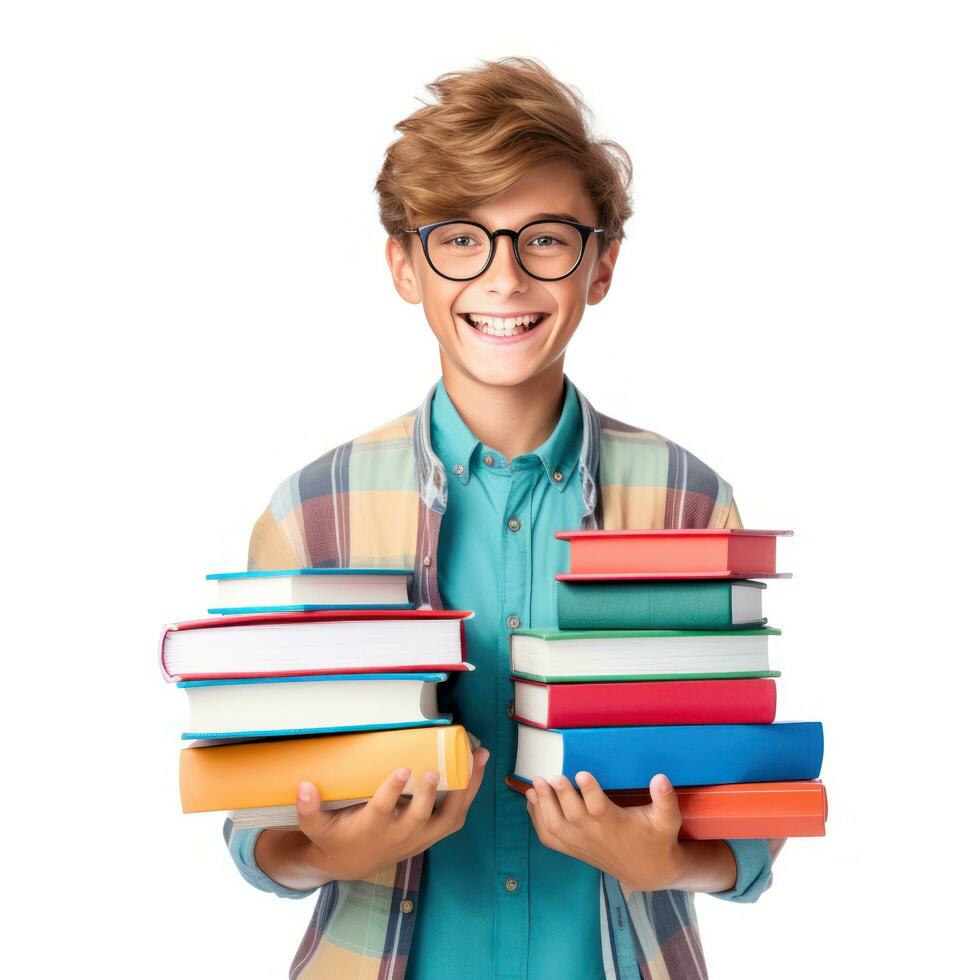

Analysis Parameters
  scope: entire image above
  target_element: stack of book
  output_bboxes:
[162,568,476,831]
[506,529,828,839]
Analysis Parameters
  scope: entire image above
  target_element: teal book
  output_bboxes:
[555,579,767,630]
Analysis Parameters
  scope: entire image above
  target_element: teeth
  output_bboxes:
[464,313,544,336]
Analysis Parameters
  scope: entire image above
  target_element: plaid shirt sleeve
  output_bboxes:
[223,819,319,901]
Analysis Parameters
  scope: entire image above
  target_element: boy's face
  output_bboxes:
[386,160,620,389]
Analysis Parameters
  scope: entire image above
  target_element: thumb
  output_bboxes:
[297,780,321,816]
[646,774,682,834]
[296,780,331,842]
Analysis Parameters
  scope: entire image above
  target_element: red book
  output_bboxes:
[504,776,828,839]
[511,677,777,728]
[555,528,793,580]
[159,608,472,681]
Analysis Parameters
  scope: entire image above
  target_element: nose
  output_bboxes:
[480,234,529,295]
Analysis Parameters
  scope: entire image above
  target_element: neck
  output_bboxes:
[438,354,566,463]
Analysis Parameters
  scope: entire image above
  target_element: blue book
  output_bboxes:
[514,721,823,787]
[178,671,450,740]
[206,567,414,614]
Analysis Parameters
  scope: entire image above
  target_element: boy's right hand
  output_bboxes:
[294,747,490,881]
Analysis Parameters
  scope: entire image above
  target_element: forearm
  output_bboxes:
[670,840,737,893]
[253,828,335,891]
[672,836,786,896]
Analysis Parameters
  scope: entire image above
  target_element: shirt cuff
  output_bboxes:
[223,817,320,900]
[708,838,774,903]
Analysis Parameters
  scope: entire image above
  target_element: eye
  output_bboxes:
[528,235,564,248]
[442,235,479,247]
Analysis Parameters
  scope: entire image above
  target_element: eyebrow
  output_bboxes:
[457,211,585,225]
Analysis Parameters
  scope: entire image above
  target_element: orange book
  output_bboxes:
[180,725,472,813]
[555,528,793,579]
[504,776,827,838]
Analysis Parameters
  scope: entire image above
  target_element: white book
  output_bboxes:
[510,628,779,681]
[179,672,450,739]
[160,611,472,680]
[208,568,413,613]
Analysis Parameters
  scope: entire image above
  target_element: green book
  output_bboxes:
[510,626,780,683]
[555,579,767,630]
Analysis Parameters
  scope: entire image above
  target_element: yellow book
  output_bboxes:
[179,724,473,813]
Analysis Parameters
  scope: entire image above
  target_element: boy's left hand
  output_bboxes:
[525,771,698,892]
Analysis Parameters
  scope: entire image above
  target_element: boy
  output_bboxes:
[224,57,784,979]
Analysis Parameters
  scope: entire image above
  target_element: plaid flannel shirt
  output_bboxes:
[226,376,775,979]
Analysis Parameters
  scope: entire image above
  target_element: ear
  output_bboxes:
[385,235,423,305]
[586,238,621,305]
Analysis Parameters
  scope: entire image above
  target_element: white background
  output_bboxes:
[3,2,978,977]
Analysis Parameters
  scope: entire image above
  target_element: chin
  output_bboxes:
[461,360,547,389]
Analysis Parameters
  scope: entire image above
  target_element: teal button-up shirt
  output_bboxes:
[406,376,605,980]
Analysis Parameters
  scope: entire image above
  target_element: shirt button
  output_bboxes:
[507,516,521,532]
[504,876,519,893]
[553,470,563,482]
[483,453,494,467]
[422,555,432,566]
[506,615,521,629]
[452,463,464,476]
[400,899,415,914]
[506,700,515,718]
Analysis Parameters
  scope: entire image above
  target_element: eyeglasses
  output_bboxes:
[405,219,605,282]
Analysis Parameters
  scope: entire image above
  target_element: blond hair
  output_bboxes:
[375,57,633,256]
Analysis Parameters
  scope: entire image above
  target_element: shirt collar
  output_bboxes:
[428,375,583,493]
[415,375,600,527]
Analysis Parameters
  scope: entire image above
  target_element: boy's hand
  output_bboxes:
[295,747,490,881]
[525,771,737,894]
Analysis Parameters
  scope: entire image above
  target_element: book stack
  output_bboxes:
[507,529,828,839]
[162,568,476,831]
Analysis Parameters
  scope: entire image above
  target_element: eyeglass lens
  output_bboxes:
[425,222,583,280]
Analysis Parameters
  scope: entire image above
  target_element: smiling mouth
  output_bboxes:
[459,312,549,337]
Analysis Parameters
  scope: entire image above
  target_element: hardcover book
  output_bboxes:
[512,677,777,728]
[555,579,767,630]
[160,608,473,681]
[504,776,828,838]
[510,627,780,683]
[179,723,473,812]
[207,567,413,614]
[179,672,451,740]
[513,721,823,787]
[555,528,792,580]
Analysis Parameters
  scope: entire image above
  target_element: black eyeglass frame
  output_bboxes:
[405,219,605,282]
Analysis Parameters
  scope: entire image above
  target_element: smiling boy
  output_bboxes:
[224,57,783,979]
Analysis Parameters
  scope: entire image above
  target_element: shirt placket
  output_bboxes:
[494,456,535,979]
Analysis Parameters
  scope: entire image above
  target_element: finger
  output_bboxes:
[296,780,331,841]
[526,790,568,854]
[575,771,613,819]
[431,747,489,832]
[364,767,412,817]
[531,776,570,840]
[551,774,589,824]
[646,773,683,833]
[403,770,440,828]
